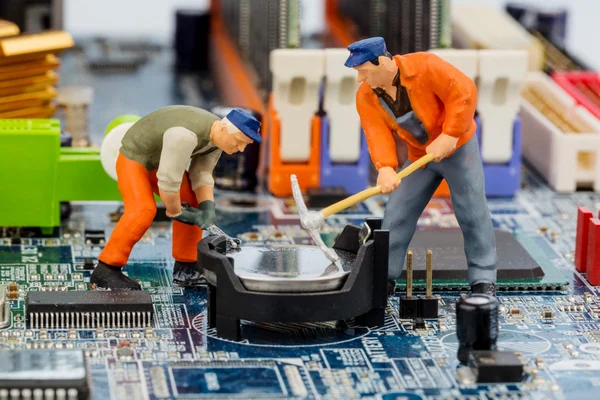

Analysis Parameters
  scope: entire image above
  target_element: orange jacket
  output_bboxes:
[356,52,477,170]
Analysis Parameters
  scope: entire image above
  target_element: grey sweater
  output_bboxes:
[119,106,222,193]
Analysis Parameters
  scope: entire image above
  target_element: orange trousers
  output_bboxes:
[99,153,203,267]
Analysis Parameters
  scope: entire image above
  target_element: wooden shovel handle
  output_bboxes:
[321,153,434,218]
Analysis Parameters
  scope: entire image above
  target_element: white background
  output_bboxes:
[63,0,600,69]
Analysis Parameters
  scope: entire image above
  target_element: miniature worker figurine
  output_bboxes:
[345,37,497,296]
[91,106,261,290]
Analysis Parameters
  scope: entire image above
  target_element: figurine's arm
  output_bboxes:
[426,54,478,138]
[356,86,401,193]
[188,148,222,203]
[157,127,197,215]
[423,54,478,161]
[356,85,398,171]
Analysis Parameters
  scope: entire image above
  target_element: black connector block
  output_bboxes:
[399,296,439,319]
[418,296,439,319]
[399,297,419,319]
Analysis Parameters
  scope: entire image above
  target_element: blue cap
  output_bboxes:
[344,37,387,68]
[226,108,262,143]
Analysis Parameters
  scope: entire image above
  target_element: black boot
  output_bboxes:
[173,261,205,286]
[90,261,141,290]
[471,282,496,296]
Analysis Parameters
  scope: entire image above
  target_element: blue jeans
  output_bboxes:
[381,135,497,285]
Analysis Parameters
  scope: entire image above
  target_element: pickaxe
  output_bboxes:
[291,153,434,262]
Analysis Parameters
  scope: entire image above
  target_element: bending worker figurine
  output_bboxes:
[91,106,261,290]
[345,37,497,296]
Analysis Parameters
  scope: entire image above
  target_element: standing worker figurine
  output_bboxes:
[345,37,497,296]
[91,106,261,290]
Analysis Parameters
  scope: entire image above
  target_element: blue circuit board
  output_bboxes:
[2,165,600,400]
[2,42,599,400]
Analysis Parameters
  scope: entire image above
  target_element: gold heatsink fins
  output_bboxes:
[0,71,58,97]
[0,20,19,38]
[0,30,73,57]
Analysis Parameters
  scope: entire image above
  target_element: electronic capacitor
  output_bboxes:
[456,294,499,364]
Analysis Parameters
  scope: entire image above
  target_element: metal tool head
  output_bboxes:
[205,224,241,250]
[290,174,339,263]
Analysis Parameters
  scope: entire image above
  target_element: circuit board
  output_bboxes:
[1,166,599,400]
[2,43,600,400]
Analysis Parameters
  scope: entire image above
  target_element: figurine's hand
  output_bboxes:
[426,133,459,162]
[377,167,400,194]
[168,204,204,226]
[195,200,216,229]
[170,202,216,229]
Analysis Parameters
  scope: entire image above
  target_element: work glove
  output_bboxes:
[169,201,216,229]
[195,200,216,229]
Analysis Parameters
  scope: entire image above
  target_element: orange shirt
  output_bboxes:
[356,52,477,170]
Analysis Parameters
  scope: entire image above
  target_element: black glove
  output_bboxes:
[169,201,216,230]
[196,200,216,229]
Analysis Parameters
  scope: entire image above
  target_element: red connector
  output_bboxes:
[587,218,600,285]
[575,206,594,272]
[553,72,600,120]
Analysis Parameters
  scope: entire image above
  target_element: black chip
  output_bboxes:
[414,317,426,330]
[400,229,544,280]
[0,350,90,398]
[84,229,105,244]
[469,351,525,383]
[82,258,95,270]
[26,291,153,329]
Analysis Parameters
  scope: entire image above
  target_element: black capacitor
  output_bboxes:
[505,4,568,47]
[505,3,538,30]
[537,8,568,47]
[174,9,211,72]
[505,3,531,25]
[456,294,499,365]
[210,106,262,192]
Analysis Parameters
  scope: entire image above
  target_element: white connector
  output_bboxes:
[429,48,527,164]
[477,50,529,164]
[270,49,325,163]
[521,72,600,192]
[324,48,361,163]
[452,4,544,71]
[428,49,478,81]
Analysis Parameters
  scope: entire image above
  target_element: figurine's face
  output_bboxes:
[211,122,253,155]
[354,57,395,88]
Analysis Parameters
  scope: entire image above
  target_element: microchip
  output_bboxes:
[26,291,153,329]
[84,229,105,245]
[469,351,524,383]
[400,229,544,281]
[0,350,90,399]
[84,259,95,270]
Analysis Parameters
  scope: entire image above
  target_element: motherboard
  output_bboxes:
[2,43,600,400]
[1,165,599,400]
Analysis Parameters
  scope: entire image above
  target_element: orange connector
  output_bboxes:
[434,181,451,197]
[268,95,321,197]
